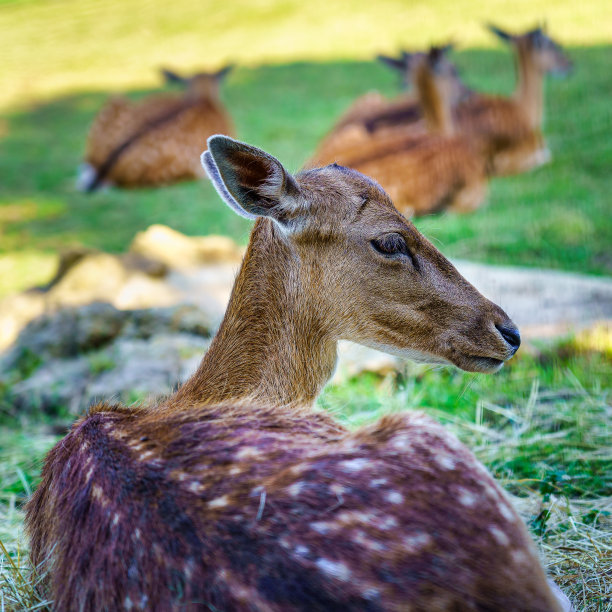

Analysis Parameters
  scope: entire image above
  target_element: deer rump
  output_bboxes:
[28,404,556,611]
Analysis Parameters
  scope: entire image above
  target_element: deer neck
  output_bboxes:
[514,47,544,129]
[417,72,454,137]
[170,220,338,408]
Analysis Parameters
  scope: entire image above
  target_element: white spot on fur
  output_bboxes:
[498,501,516,522]
[229,466,242,476]
[138,594,149,610]
[330,483,346,496]
[392,436,412,451]
[188,481,202,493]
[208,495,229,508]
[138,450,155,461]
[511,549,530,566]
[287,482,305,497]
[340,458,371,472]
[236,447,261,460]
[311,521,332,534]
[385,491,404,504]
[435,454,456,470]
[371,478,388,487]
[363,588,380,600]
[403,532,432,551]
[124,596,133,610]
[85,466,94,481]
[294,545,309,557]
[91,484,107,506]
[134,529,141,540]
[375,516,398,530]
[489,525,510,546]
[112,513,121,526]
[458,488,477,507]
[315,558,351,581]
[354,530,387,552]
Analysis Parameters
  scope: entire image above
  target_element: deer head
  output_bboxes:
[487,25,573,75]
[202,136,520,382]
[161,65,234,100]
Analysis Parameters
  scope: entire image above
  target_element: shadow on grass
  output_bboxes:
[0,47,611,288]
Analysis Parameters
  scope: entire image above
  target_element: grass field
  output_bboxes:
[0,0,611,609]
[1,45,611,297]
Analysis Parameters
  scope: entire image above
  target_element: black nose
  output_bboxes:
[496,324,521,353]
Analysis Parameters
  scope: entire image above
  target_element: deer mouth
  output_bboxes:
[457,354,505,373]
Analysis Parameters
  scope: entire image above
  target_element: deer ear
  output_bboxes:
[377,54,408,72]
[214,65,234,81]
[161,68,188,85]
[202,136,302,225]
[486,24,515,43]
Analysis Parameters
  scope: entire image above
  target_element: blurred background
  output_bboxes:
[0,1,611,610]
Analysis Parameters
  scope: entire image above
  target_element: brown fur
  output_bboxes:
[308,50,487,217]
[454,26,571,176]
[85,69,235,188]
[27,137,561,611]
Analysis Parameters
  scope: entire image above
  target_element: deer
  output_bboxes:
[453,24,572,176]
[80,66,235,191]
[308,47,488,216]
[26,135,571,611]
[309,47,468,170]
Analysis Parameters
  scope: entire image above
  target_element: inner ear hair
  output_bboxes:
[204,136,301,223]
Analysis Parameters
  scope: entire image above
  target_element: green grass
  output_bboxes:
[1,342,610,610]
[1,46,611,297]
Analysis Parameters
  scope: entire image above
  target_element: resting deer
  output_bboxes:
[455,24,572,175]
[80,66,234,190]
[310,47,468,169]
[308,47,487,216]
[28,136,569,611]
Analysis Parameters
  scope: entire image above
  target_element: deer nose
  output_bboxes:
[495,324,521,353]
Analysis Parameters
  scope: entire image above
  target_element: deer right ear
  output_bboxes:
[202,136,302,226]
[377,54,408,72]
[486,24,514,43]
[161,69,187,85]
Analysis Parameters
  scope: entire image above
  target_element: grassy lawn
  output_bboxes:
[1,46,611,297]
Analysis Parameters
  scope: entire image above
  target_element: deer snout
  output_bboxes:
[495,323,521,354]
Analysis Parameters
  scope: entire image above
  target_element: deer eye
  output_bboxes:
[371,233,410,257]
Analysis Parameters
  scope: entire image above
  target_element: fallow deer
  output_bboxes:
[308,47,487,216]
[454,25,572,175]
[28,136,569,611]
[309,49,462,170]
[81,66,235,190]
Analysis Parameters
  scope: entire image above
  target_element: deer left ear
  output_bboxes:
[161,68,187,85]
[214,65,234,81]
[202,136,302,226]
[486,24,515,43]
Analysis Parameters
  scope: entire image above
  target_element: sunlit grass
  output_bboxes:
[1,0,611,110]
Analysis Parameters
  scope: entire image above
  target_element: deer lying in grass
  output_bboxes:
[308,47,487,216]
[326,52,426,134]
[81,67,234,191]
[455,25,571,175]
[28,136,569,611]
[310,47,468,169]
